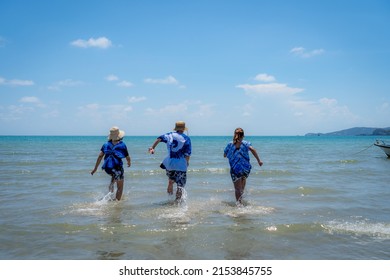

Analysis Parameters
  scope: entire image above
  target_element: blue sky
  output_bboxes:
[1,0,389,136]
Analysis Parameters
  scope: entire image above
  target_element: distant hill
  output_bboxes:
[305,127,390,136]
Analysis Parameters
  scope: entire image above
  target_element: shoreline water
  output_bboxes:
[0,136,389,260]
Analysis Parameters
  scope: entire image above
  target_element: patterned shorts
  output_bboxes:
[166,170,187,187]
[107,166,124,181]
[230,170,250,183]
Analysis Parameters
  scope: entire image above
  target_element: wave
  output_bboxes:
[264,223,325,234]
[259,169,295,177]
[129,167,230,177]
[262,220,390,241]
[222,204,275,218]
[189,167,229,173]
[130,167,295,176]
[323,220,390,239]
[322,159,359,165]
[259,185,335,196]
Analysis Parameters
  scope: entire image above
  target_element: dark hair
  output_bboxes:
[233,128,244,144]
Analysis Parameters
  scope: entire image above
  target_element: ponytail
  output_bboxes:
[233,128,244,144]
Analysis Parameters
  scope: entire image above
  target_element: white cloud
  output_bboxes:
[20,96,40,103]
[77,104,100,120]
[48,79,83,91]
[290,47,325,58]
[105,75,134,88]
[10,79,34,86]
[319,97,338,106]
[58,79,83,87]
[144,75,179,85]
[145,100,211,116]
[42,110,60,119]
[78,103,133,120]
[19,96,45,108]
[84,103,100,110]
[4,105,34,120]
[70,37,112,49]
[105,74,119,81]
[288,97,357,123]
[0,97,46,121]
[192,103,214,118]
[237,83,304,96]
[237,74,304,97]
[146,103,188,115]
[108,105,133,119]
[117,80,133,88]
[0,77,34,86]
[254,73,276,82]
[127,96,146,103]
[236,74,359,133]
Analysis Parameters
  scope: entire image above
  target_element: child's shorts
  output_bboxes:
[107,166,124,181]
[230,170,250,183]
[166,170,187,187]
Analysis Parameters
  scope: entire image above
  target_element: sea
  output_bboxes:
[0,135,389,260]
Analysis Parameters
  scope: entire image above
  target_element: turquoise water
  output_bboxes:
[0,136,389,259]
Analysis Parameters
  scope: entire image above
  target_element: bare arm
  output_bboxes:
[249,146,263,167]
[148,138,162,154]
[91,151,104,175]
[125,155,131,167]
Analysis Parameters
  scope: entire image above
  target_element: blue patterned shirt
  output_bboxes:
[101,140,129,168]
[224,140,252,175]
[159,132,191,171]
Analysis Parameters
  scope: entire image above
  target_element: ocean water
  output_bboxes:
[0,135,389,260]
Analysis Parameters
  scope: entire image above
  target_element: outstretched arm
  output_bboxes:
[249,146,263,167]
[91,151,104,175]
[148,138,162,154]
[125,155,131,167]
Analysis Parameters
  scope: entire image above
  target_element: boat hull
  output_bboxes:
[374,143,390,157]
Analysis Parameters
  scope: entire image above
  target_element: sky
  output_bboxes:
[1,0,389,136]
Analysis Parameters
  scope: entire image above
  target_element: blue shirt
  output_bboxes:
[159,132,192,172]
[224,140,252,175]
[101,140,129,168]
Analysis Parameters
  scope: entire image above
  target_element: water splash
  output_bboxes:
[324,220,390,239]
[222,201,275,218]
[99,191,116,203]
[176,186,188,207]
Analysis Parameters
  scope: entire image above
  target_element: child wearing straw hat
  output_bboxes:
[91,126,131,201]
[148,121,192,202]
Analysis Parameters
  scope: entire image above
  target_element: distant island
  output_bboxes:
[305,127,390,136]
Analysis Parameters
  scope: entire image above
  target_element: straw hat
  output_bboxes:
[173,121,187,131]
[108,126,125,141]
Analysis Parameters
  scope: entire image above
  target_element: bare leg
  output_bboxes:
[116,179,124,201]
[234,178,244,203]
[167,179,174,195]
[109,176,115,192]
[176,186,183,201]
[242,177,247,194]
